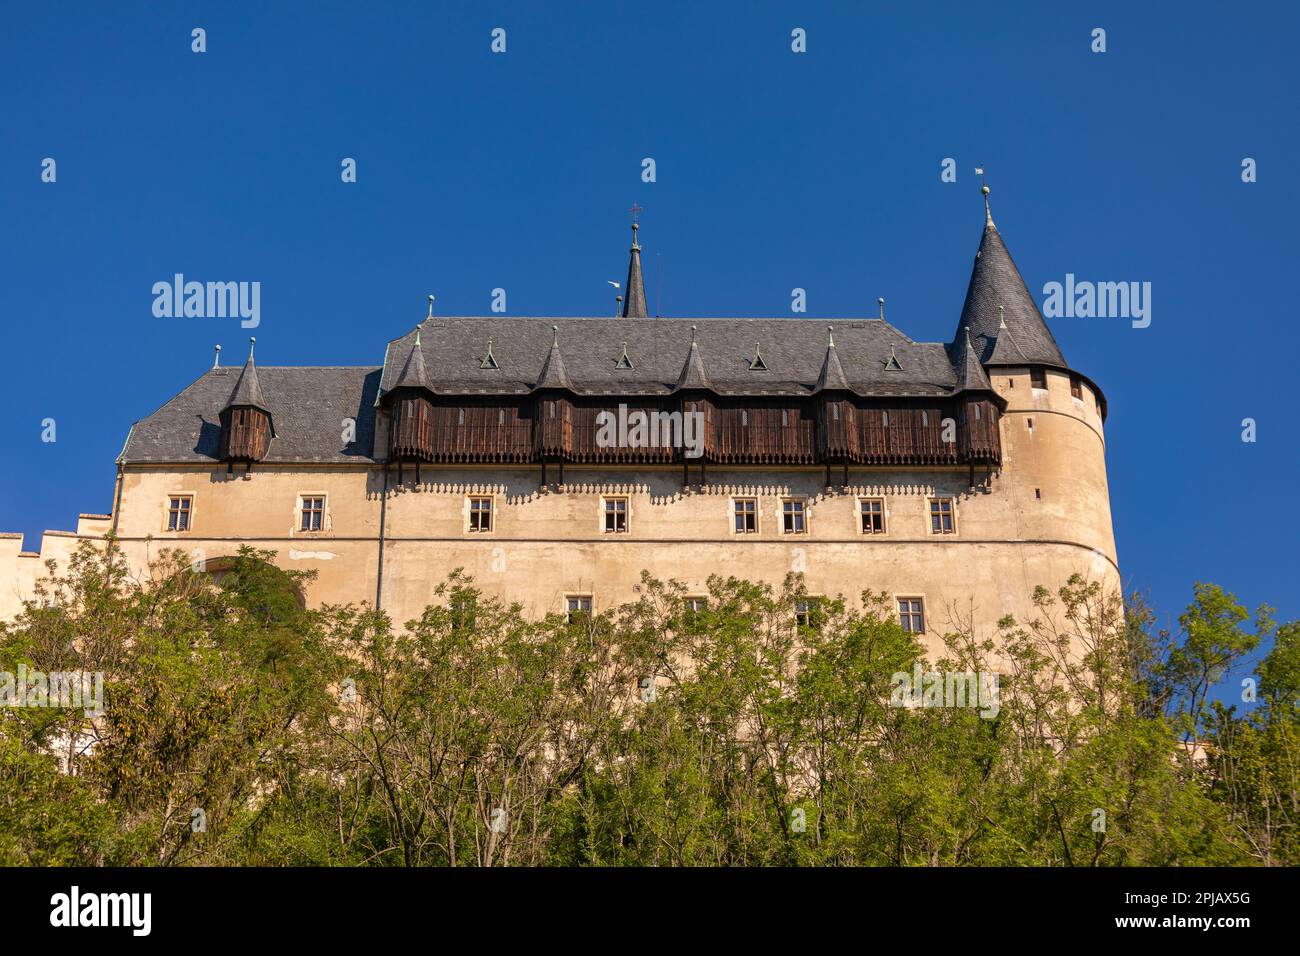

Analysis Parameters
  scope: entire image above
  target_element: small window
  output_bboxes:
[782,409,789,426]
[898,598,925,634]
[498,408,505,425]
[734,498,757,534]
[782,498,806,534]
[167,496,192,532]
[882,411,890,427]
[929,498,955,534]
[831,403,840,421]
[468,496,493,532]
[741,409,749,426]
[684,596,708,631]
[795,599,822,630]
[458,408,465,425]
[566,595,592,623]
[603,497,628,534]
[921,410,929,427]
[1070,376,1082,400]
[860,498,885,534]
[549,401,556,418]
[300,496,325,532]
[1030,368,1047,390]
[974,404,982,420]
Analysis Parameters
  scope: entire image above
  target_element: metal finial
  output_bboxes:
[427,294,435,318]
[414,325,422,348]
[213,344,221,369]
[827,325,835,347]
[551,324,559,347]
[248,337,255,360]
[690,324,697,343]
[878,297,885,320]
[997,305,1007,329]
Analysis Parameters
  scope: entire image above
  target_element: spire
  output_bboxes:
[392,325,432,391]
[621,207,648,318]
[225,337,270,412]
[675,325,711,390]
[953,189,1067,368]
[815,325,852,392]
[536,324,572,390]
[948,325,993,392]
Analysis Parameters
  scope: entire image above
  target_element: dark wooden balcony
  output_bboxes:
[383,393,1000,469]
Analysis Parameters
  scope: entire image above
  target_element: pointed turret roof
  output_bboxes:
[391,325,432,391]
[675,325,711,390]
[948,325,993,392]
[535,325,572,390]
[621,223,648,318]
[953,187,1067,369]
[224,338,273,422]
[814,326,852,392]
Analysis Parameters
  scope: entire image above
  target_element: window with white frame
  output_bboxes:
[782,498,807,534]
[929,498,955,534]
[898,598,925,634]
[860,497,885,534]
[603,497,628,534]
[468,496,493,532]
[167,496,192,532]
[300,496,326,532]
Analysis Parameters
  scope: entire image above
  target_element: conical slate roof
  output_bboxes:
[622,223,648,318]
[954,214,1067,369]
[948,326,993,392]
[225,340,271,414]
[391,326,433,392]
[536,326,572,389]
[675,327,711,390]
[814,327,852,392]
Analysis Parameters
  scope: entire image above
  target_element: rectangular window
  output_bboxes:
[684,596,707,631]
[1030,368,1047,390]
[795,599,821,630]
[782,498,806,534]
[1070,376,1082,400]
[300,496,325,532]
[566,595,592,623]
[734,497,757,534]
[468,496,493,532]
[167,496,192,532]
[603,497,628,533]
[898,598,925,634]
[860,498,885,534]
[929,498,955,534]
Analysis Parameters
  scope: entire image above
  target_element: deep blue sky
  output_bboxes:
[2,2,1296,666]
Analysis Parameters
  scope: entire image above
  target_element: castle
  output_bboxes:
[0,191,1119,646]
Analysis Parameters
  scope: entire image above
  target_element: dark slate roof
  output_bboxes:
[947,327,993,392]
[390,329,431,391]
[536,327,573,390]
[814,328,852,392]
[378,317,967,399]
[225,356,271,415]
[954,220,1068,369]
[675,330,711,390]
[622,225,648,318]
[121,367,381,463]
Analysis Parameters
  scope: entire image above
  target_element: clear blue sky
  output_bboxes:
[2,2,1296,672]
